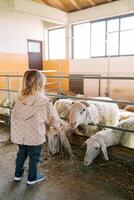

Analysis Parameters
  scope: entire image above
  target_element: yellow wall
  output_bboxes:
[43,59,69,93]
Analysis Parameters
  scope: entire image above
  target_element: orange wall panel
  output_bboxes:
[0,56,69,96]
[43,59,69,92]
[0,53,28,74]
[0,53,28,94]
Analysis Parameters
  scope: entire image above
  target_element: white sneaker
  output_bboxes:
[14,176,22,181]
[27,172,45,185]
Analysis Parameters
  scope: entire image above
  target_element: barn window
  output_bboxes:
[72,22,90,59]
[91,21,106,57]
[107,19,119,56]
[71,13,134,59]
[48,27,66,59]
[120,16,134,55]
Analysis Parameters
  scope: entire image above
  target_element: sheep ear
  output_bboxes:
[81,101,90,107]
[99,139,109,160]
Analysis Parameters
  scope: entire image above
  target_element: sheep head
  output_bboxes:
[46,128,61,155]
[84,136,109,166]
[68,101,89,129]
[46,126,74,159]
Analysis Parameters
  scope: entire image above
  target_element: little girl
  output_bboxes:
[11,70,62,185]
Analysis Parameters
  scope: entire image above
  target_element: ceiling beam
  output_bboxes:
[69,0,81,10]
[87,0,96,7]
[42,0,69,12]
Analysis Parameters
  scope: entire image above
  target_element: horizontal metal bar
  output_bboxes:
[0,105,133,133]
[0,93,134,133]
[0,91,134,106]
[45,94,134,106]
[0,89,18,93]
[0,75,23,77]
[46,75,134,80]
[0,74,134,80]
[88,123,134,133]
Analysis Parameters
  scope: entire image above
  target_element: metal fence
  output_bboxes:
[0,74,134,133]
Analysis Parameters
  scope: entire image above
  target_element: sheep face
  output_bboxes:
[47,129,61,155]
[68,102,87,129]
[84,137,109,166]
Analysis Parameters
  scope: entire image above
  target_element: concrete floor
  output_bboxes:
[0,124,134,200]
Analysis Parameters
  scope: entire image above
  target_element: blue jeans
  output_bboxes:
[15,144,42,181]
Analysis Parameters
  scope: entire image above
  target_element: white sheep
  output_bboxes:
[53,98,96,137]
[68,97,119,130]
[0,97,14,116]
[48,97,120,158]
[46,121,75,159]
[84,117,134,166]
[119,109,134,121]
[120,118,134,148]
[54,99,73,120]
[46,127,61,155]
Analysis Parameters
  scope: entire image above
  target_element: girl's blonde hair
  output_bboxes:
[21,70,46,96]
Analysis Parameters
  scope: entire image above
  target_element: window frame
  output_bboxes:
[71,13,134,59]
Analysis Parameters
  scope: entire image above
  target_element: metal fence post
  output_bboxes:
[58,61,62,96]
[98,75,101,96]
[7,76,12,125]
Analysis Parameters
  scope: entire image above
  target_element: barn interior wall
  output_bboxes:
[68,0,134,100]
[0,10,45,99]
[0,11,45,74]
[69,58,134,100]
[0,0,134,101]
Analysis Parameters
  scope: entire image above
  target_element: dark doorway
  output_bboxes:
[28,40,43,70]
